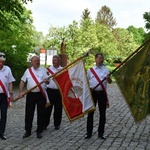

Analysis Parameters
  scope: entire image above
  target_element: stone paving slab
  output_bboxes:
[0,83,149,150]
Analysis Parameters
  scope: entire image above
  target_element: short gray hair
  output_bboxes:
[0,52,6,61]
[53,55,61,60]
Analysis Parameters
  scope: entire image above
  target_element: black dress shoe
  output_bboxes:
[43,126,47,130]
[0,135,6,140]
[84,134,92,139]
[23,132,31,138]
[55,126,60,130]
[98,134,106,140]
[37,133,42,139]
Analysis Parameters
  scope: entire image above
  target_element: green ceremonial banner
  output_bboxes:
[113,41,150,122]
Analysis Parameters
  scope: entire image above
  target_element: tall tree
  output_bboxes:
[66,21,81,61]
[143,12,150,40]
[96,5,117,30]
[80,9,97,47]
[143,12,150,31]
[95,23,116,64]
[81,8,91,20]
[79,20,98,50]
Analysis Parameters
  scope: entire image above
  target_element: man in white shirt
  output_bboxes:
[43,55,63,130]
[19,56,49,139]
[0,52,15,140]
[85,53,112,140]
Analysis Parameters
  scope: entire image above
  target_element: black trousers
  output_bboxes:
[43,88,62,128]
[25,92,46,133]
[86,90,107,135]
[0,93,7,136]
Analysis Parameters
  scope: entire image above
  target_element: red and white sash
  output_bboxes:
[28,67,50,106]
[0,80,11,107]
[47,68,54,75]
[90,68,109,107]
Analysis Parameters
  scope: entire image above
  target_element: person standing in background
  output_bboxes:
[43,55,63,130]
[0,52,15,140]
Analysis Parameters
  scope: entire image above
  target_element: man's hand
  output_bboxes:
[44,78,49,84]
[105,75,112,84]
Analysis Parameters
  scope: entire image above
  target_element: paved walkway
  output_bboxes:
[0,83,150,150]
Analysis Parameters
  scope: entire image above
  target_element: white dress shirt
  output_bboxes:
[21,66,48,92]
[47,66,63,89]
[0,65,15,93]
[87,65,110,91]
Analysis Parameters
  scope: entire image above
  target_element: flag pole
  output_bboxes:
[13,48,93,102]
[93,38,150,90]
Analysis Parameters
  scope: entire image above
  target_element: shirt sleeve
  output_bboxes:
[7,66,15,83]
[87,69,91,80]
[42,67,49,78]
[21,69,28,82]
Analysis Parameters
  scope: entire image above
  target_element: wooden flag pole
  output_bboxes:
[93,39,150,90]
[13,48,93,102]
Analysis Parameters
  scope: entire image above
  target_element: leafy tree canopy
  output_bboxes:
[127,25,147,44]
[0,0,32,30]
[0,0,41,84]
[96,5,117,30]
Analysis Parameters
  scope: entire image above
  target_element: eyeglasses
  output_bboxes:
[0,55,5,58]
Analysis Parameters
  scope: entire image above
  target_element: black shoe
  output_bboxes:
[43,126,47,130]
[55,126,60,130]
[23,132,31,138]
[84,134,92,139]
[37,133,42,139]
[0,135,6,140]
[98,134,106,140]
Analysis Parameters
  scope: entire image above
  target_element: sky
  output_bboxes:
[25,0,150,35]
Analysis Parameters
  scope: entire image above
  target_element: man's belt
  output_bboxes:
[47,88,59,91]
